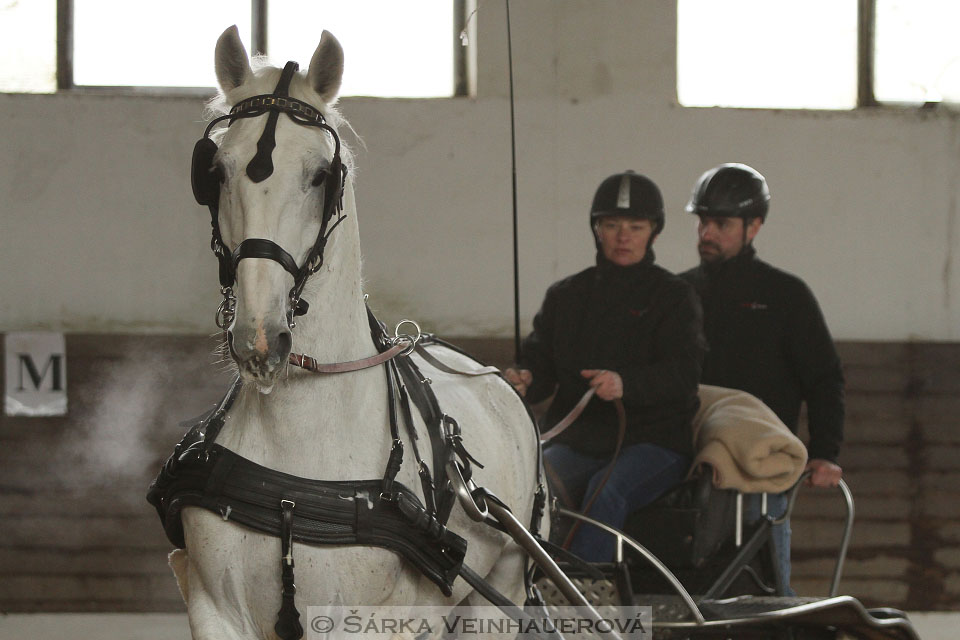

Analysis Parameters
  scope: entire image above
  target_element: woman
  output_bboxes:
[506,171,705,562]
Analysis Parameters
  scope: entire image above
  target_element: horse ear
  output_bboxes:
[214,25,253,92]
[306,30,344,103]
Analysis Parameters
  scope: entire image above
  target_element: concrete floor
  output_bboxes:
[0,611,956,639]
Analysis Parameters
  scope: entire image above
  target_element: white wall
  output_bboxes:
[2,1,959,340]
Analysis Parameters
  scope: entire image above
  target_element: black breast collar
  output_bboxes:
[147,432,468,597]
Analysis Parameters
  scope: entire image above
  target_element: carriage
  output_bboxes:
[146,26,921,640]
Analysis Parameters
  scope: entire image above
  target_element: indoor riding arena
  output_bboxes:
[2,2,959,639]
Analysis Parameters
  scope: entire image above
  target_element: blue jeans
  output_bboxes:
[744,492,794,596]
[544,442,690,563]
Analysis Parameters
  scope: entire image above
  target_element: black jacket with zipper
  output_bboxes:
[520,251,705,458]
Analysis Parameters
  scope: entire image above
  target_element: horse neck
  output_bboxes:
[225,186,390,472]
[291,190,370,363]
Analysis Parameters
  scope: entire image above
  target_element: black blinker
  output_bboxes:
[191,137,221,206]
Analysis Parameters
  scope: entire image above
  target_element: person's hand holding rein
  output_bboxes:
[581,369,623,401]
[504,368,533,397]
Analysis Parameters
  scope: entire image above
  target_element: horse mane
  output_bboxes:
[203,56,359,169]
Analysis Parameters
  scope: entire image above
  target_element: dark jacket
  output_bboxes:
[680,246,844,462]
[520,251,705,458]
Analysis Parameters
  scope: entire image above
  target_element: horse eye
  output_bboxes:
[311,169,328,187]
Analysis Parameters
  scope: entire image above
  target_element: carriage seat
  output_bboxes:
[622,386,807,578]
[622,464,738,570]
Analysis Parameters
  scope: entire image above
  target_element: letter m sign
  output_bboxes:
[5,332,67,416]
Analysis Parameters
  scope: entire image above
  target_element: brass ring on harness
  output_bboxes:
[446,460,489,522]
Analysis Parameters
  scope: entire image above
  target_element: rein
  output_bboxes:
[288,342,409,374]
[287,319,420,375]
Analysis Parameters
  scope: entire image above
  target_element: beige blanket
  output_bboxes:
[690,384,808,494]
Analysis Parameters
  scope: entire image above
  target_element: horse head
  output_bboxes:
[199,26,348,391]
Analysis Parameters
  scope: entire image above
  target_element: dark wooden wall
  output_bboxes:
[0,336,956,612]
[791,342,960,610]
[0,336,232,612]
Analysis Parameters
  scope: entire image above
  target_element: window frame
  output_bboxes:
[54,0,469,97]
[857,0,878,107]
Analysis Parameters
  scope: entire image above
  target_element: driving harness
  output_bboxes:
[151,61,549,640]
[146,319,515,635]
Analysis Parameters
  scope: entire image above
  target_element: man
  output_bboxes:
[505,171,705,563]
[681,162,844,594]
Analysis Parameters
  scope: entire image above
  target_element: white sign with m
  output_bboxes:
[5,332,67,416]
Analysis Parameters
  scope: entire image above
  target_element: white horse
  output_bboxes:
[170,26,543,640]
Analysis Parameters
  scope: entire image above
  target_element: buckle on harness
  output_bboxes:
[380,440,404,501]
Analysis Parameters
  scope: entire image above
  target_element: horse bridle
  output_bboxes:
[191,61,348,330]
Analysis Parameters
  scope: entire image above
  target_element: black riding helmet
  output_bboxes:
[686,163,770,221]
[590,170,665,233]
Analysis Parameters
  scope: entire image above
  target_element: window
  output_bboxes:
[0,0,57,93]
[73,0,252,88]
[678,0,960,109]
[677,0,858,110]
[874,0,960,104]
[1,0,465,97]
[267,2,455,98]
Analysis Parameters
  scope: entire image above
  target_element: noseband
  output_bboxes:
[191,61,348,329]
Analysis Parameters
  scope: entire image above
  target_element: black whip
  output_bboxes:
[506,0,521,364]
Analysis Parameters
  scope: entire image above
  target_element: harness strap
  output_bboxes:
[274,499,303,640]
[200,376,243,457]
[412,343,500,376]
[233,238,300,281]
[381,360,403,497]
[389,358,438,514]
[288,342,408,374]
[393,354,457,523]
[416,333,550,595]
[247,61,298,183]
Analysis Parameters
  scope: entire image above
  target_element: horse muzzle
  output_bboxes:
[228,323,292,388]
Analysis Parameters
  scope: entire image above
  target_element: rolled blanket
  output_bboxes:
[691,385,808,494]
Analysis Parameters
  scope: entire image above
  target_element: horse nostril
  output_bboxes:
[277,331,292,355]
